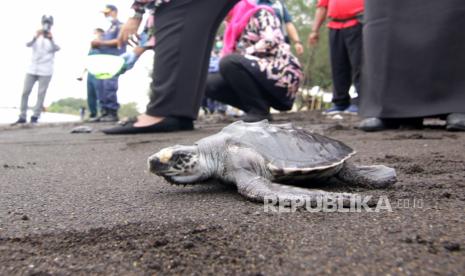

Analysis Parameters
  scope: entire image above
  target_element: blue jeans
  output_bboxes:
[99,76,120,112]
[19,74,52,119]
[87,73,100,117]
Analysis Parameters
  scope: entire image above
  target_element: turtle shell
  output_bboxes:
[202,121,355,178]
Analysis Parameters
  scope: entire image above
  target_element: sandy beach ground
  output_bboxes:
[0,111,464,275]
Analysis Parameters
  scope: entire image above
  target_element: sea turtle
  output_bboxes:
[147,121,396,203]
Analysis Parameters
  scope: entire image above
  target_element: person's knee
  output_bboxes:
[205,73,223,99]
[219,54,242,75]
[21,88,31,96]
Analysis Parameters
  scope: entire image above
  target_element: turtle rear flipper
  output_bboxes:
[234,171,355,207]
[336,162,397,189]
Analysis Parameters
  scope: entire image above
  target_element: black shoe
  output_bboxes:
[102,116,194,135]
[89,110,119,123]
[88,109,110,123]
[446,113,465,131]
[99,112,119,123]
[86,115,97,122]
[11,117,27,126]
[357,118,391,132]
[358,117,423,132]
[30,116,38,124]
[88,116,101,123]
[242,113,272,123]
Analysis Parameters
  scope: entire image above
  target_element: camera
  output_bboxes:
[41,15,54,36]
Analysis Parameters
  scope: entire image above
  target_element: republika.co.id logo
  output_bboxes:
[264,195,395,213]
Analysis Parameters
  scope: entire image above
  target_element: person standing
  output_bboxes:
[90,4,126,122]
[358,0,465,131]
[258,0,304,56]
[13,16,60,125]
[308,0,363,115]
[77,28,105,119]
[103,0,240,134]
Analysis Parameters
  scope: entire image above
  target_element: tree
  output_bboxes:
[47,98,140,118]
[47,98,87,115]
[118,102,140,118]
[286,0,332,89]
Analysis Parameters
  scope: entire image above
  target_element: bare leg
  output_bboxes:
[134,114,164,127]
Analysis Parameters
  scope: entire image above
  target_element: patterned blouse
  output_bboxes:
[236,9,303,96]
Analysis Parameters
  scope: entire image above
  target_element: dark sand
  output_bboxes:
[0,112,464,275]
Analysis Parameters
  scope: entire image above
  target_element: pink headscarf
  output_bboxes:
[221,0,274,56]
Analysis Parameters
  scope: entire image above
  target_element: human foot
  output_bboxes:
[134,114,164,127]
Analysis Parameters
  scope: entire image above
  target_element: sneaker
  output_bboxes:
[343,104,359,115]
[88,110,109,123]
[30,116,39,124]
[11,117,27,126]
[88,116,101,123]
[99,112,119,123]
[322,104,348,115]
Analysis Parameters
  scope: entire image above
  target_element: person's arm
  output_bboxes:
[50,41,60,52]
[77,68,87,81]
[285,22,304,55]
[45,32,60,52]
[117,1,150,47]
[26,38,36,47]
[92,39,119,48]
[279,1,303,55]
[26,30,42,47]
[119,46,147,73]
[94,22,126,49]
[308,6,328,46]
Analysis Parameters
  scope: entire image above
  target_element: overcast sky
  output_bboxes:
[0,0,153,111]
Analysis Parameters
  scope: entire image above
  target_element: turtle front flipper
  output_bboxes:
[234,171,355,206]
[336,162,397,189]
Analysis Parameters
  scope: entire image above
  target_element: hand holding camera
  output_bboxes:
[41,15,54,39]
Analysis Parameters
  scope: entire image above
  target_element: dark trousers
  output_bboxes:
[329,23,362,107]
[146,0,239,119]
[361,0,465,118]
[206,54,292,114]
[99,76,120,112]
[86,73,100,117]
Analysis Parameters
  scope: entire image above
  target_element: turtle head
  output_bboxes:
[148,145,208,184]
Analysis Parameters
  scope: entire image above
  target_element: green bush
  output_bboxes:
[118,102,140,118]
[287,0,332,90]
[47,98,140,118]
[47,98,87,115]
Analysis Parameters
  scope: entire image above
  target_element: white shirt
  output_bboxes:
[27,35,60,76]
